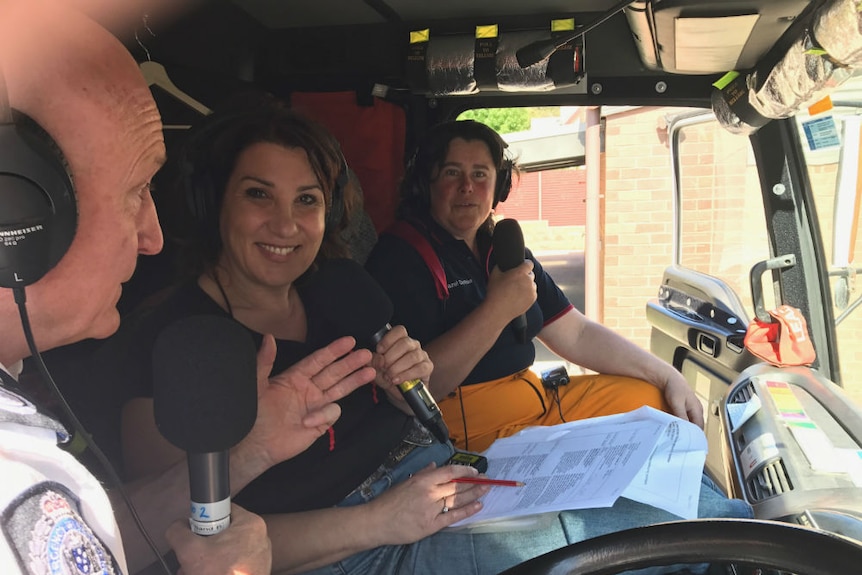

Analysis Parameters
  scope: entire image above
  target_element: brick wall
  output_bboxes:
[496,168,587,227]
[603,107,678,344]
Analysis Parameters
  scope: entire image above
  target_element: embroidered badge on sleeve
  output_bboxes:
[2,482,121,574]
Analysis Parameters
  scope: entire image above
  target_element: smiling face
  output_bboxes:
[428,137,497,245]
[216,142,326,292]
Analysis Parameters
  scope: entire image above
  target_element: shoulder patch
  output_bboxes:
[2,482,121,574]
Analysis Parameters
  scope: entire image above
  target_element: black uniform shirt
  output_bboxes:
[90,277,411,514]
[365,216,572,385]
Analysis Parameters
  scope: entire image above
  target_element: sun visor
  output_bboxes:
[407,21,585,96]
[712,0,862,135]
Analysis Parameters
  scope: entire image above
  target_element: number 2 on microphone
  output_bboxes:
[190,503,211,520]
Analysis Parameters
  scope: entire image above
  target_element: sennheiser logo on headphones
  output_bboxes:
[0,224,43,244]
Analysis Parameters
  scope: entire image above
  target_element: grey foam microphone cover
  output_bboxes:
[153,314,257,453]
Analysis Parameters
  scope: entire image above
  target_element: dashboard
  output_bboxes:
[723,364,862,541]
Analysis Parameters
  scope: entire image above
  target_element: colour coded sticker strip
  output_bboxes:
[765,380,815,429]
[765,380,845,473]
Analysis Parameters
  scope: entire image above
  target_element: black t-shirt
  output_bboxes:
[87,277,412,513]
[365,217,572,385]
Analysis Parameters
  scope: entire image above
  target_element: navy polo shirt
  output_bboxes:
[365,217,573,385]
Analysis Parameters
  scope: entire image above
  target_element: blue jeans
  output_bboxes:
[300,436,753,575]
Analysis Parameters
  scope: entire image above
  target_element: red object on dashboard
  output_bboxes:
[744,305,816,367]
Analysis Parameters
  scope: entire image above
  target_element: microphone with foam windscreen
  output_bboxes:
[153,315,257,536]
[313,258,450,445]
[493,218,528,344]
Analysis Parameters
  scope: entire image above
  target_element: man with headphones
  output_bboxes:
[0,2,375,574]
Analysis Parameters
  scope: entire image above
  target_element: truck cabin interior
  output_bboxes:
[107,0,848,309]
[30,0,862,572]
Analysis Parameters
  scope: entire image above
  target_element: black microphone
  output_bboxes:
[152,315,257,536]
[313,258,450,445]
[493,218,528,344]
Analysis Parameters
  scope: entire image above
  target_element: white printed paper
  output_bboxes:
[450,406,708,528]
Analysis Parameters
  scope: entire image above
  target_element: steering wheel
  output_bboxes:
[497,518,862,575]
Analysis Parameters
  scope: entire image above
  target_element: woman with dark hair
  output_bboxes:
[171,92,358,278]
[105,101,750,575]
[365,119,704,453]
[116,93,429,494]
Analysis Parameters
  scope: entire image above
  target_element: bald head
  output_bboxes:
[0,1,159,169]
[0,0,166,363]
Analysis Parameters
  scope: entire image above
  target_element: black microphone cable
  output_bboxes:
[457,386,469,452]
[13,287,173,575]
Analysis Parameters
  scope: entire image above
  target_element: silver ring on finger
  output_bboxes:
[441,498,449,514]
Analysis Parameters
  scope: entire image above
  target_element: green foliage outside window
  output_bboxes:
[457,108,530,134]
[457,106,563,134]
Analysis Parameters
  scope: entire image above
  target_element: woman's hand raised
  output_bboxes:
[235,335,376,480]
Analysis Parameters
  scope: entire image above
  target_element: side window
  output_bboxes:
[796,95,862,400]
[456,107,587,371]
[456,108,587,309]
[495,165,587,307]
[674,116,774,318]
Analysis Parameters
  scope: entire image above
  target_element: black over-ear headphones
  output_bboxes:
[328,154,349,231]
[0,67,77,288]
[180,107,348,249]
[494,158,514,206]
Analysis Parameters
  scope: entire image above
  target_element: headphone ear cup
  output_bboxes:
[494,160,513,207]
[401,148,431,212]
[326,154,349,232]
[176,125,225,257]
[177,125,212,226]
[182,153,213,226]
[0,111,77,288]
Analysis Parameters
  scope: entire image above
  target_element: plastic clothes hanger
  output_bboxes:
[139,61,212,117]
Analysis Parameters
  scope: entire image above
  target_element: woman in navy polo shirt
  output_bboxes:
[366,119,704,453]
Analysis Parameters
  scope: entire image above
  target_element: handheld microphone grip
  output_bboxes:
[493,219,528,344]
[153,315,258,537]
[188,452,230,536]
[371,323,450,445]
[398,379,450,445]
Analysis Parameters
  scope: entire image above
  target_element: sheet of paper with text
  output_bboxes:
[449,406,707,529]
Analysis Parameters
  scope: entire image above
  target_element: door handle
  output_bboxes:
[697,332,718,357]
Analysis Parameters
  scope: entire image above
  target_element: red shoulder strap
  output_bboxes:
[385,221,449,300]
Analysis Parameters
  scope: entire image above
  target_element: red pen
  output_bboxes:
[450,477,525,487]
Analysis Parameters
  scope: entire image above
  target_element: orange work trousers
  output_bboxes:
[438,369,671,452]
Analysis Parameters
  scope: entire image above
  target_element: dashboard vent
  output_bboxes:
[729,381,756,403]
[747,459,794,501]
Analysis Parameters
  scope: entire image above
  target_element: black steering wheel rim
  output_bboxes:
[497,518,862,575]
